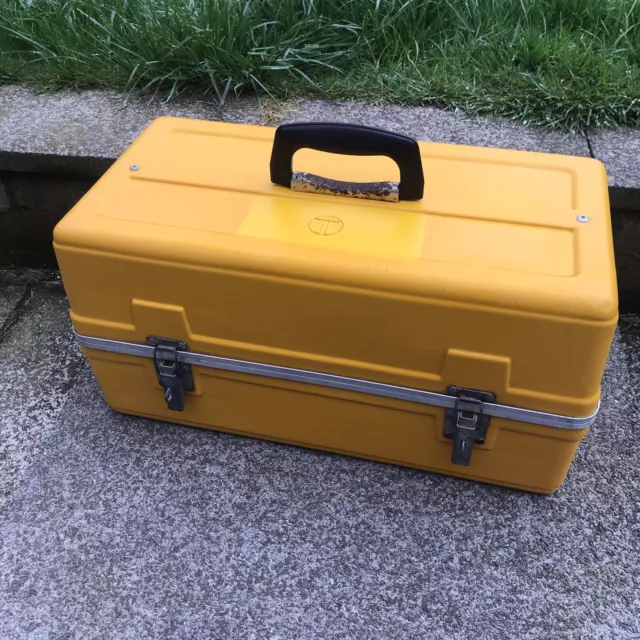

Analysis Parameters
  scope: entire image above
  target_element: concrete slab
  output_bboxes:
[0,288,85,510]
[0,302,638,638]
[590,129,640,189]
[285,100,591,156]
[0,85,263,159]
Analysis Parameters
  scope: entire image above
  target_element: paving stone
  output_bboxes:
[0,288,85,511]
[589,128,640,189]
[0,85,262,159]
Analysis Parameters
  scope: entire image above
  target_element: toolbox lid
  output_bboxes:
[54,117,617,321]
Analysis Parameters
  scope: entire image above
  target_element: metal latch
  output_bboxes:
[147,337,195,411]
[443,386,495,466]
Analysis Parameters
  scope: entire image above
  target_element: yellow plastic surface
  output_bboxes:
[54,118,618,493]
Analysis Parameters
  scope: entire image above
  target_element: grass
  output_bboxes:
[1,0,640,131]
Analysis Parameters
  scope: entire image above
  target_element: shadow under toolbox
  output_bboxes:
[53,118,617,493]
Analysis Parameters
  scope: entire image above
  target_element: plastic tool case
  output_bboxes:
[54,118,618,493]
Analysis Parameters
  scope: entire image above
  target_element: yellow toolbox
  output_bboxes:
[54,118,617,493]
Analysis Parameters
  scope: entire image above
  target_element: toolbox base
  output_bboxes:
[111,407,581,495]
[86,350,588,495]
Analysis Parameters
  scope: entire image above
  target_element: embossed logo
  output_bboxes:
[308,215,344,236]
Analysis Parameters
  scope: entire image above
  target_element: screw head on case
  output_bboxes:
[576,215,590,223]
[129,164,140,171]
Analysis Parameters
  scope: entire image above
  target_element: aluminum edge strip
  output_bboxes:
[74,331,598,430]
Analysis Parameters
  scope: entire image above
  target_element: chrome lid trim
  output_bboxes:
[74,331,598,430]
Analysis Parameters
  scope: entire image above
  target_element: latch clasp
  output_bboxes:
[147,337,195,411]
[443,386,495,466]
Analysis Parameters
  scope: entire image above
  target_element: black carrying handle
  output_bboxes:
[270,122,424,201]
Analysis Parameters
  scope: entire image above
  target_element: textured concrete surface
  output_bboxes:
[0,286,639,639]
[285,100,591,156]
[590,129,640,189]
[4,84,640,194]
[0,285,22,324]
[0,86,591,161]
[0,85,263,159]
[0,287,85,510]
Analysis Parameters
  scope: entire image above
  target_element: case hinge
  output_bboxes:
[443,386,495,466]
[147,337,195,411]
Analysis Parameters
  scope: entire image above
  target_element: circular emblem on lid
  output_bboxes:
[308,215,344,236]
